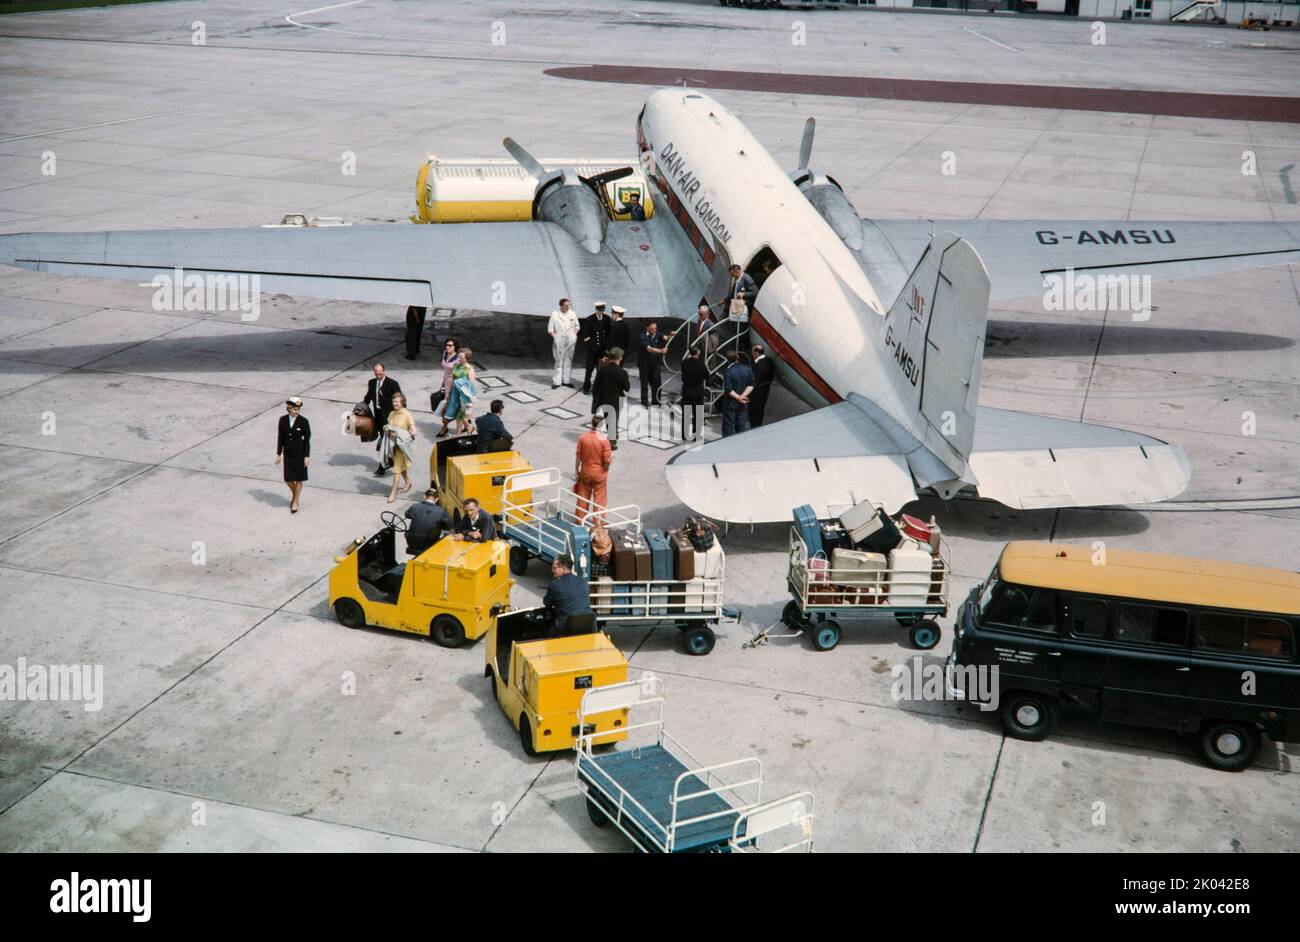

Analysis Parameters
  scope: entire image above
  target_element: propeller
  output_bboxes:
[798,117,815,171]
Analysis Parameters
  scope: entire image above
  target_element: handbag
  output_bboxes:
[728,297,748,318]
[430,389,445,413]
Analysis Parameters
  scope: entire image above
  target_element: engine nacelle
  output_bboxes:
[534,168,608,254]
[792,170,864,252]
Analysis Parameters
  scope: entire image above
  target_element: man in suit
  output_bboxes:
[579,302,611,394]
[475,399,512,453]
[721,348,755,438]
[614,190,646,221]
[748,343,776,427]
[452,498,497,543]
[404,306,426,360]
[543,554,592,635]
[590,347,630,450]
[363,364,402,475]
[404,487,452,556]
[679,345,708,442]
[608,305,631,356]
[638,321,669,407]
[721,263,758,355]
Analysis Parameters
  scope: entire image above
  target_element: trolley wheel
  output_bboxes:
[429,614,466,648]
[508,545,529,576]
[586,797,609,828]
[334,598,366,630]
[519,714,538,757]
[998,691,1059,742]
[682,625,716,656]
[908,619,941,650]
[781,599,805,628]
[1199,720,1260,772]
[812,620,841,652]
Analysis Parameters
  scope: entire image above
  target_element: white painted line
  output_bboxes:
[284,0,366,31]
[0,113,172,144]
[962,26,1019,53]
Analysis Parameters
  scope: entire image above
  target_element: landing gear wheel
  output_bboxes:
[509,545,529,576]
[682,625,716,656]
[334,598,365,630]
[1199,720,1259,772]
[380,510,408,532]
[586,797,609,827]
[519,715,538,757]
[430,614,466,648]
[999,692,1059,742]
[909,619,941,650]
[812,620,841,652]
[782,600,805,629]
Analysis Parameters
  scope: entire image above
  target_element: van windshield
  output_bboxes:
[977,572,1059,632]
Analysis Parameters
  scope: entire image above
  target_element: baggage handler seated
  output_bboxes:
[475,399,513,453]
[543,555,592,636]
[404,487,452,556]
[452,498,497,543]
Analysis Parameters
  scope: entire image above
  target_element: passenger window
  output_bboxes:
[1247,618,1294,658]
[982,583,1058,633]
[1071,598,1108,638]
[1116,604,1188,646]
[1195,612,1294,658]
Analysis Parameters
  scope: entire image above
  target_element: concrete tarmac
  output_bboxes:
[0,0,1297,852]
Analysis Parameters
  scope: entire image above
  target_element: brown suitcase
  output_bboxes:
[630,532,652,581]
[611,529,637,581]
[669,529,695,580]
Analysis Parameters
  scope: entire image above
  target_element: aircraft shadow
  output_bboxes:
[984,319,1293,357]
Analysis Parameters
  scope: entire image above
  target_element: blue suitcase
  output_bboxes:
[645,529,673,579]
[563,521,592,578]
[612,584,632,616]
[793,504,824,558]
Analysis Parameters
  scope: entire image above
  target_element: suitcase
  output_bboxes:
[612,583,633,616]
[808,554,830,584]
[591,576,614,615]
[928,556,946,604]
[700,542,725,581]
[629,531,652,581]
[858,510,902,556]
[793,504,824,557]
[820,521,853,554]
[830,548,887,596]
[684,577,706,613]
[669,529,695,580]
[898,513,941,553]
[839,499,881,544]
[645,528,673,580]
[692,549,706,580]
[562,522,592,579]
[888,542,933,606]
[611,529,638,581]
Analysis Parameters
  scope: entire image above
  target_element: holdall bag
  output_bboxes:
[858,509,902,556]
[685,516,715,552]
[430,388,445,413]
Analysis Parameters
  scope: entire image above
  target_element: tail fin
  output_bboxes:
[882,232,990,486]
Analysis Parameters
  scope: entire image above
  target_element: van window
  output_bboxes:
[1116,604,1188,646]
[1196,611,1295,659]
[1071,597,1108,638]
[980,581,1058,633]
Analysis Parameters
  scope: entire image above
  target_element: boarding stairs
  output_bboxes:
[1172,0,1219,20]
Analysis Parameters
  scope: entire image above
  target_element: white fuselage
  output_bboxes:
[636,89,915,428]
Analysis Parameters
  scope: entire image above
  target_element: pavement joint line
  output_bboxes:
[0,112,174,145]
[972,111,1057,222]
[0,462,157,551]
[0,560,280,614]
[479,754,557,853]
[971,735,1005,853]
[0,302,113,347]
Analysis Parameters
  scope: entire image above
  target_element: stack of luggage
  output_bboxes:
[591,517,723,618]
[793,502,943,606]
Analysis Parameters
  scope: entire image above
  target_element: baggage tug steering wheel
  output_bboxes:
[381,510,409,532]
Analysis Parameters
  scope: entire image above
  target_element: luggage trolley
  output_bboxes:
[575,676,815,853]
[781,525,950,652]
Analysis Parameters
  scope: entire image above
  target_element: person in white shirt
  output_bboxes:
[547,297,581,389]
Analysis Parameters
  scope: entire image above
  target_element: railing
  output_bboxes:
[788,527,950,612]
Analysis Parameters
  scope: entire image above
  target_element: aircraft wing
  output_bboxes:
[858,219,1300,303]
[665,399,1190,523]
[0,221,672,316]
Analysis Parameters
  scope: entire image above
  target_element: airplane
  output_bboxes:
[2,88,1299,523]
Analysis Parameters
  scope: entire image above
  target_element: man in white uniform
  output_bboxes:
[547,297,581,389]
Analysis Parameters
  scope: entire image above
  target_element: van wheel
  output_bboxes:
[1199,721,1259,772]
[586,797,609,827]
[812,620,841,652]
[909,620,941,650]
[488,670,497,700]
[519,715,538,757]
[509,545,529,576]
[430,614,466,648]
[334,598,365,630]
[683,625,715,656]
[999,692,1058,741]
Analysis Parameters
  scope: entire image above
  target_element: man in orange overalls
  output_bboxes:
[574,415,613,524]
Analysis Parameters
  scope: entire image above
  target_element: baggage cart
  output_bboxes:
[575,676,815,853]
[774,525,950,652]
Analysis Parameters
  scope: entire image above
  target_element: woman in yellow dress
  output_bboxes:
[385,392,417,503]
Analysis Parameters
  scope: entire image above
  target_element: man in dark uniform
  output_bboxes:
[608,305,631,356]
[363,364,402,475]
[453,498,497,543]
[590,347,630,450]
[615,191,646,221]
[475,399,512,453]
[543,555,592,635]
[721,348,755,438]
[638,321,669,407]
[579,302,611,394]
[679,345,708,442]
[404,305,427,360]
[720,263,758,355]
[404,487,452,556]
[748,343,776,427]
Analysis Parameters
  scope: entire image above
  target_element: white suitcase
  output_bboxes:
[685,577,706,613]
[839,499,884,545]
[831,548,886,593]
[888,541,933,606]
[700,543,725,580]
[591,576,614,615]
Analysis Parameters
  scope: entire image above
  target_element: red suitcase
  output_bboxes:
[898,513,940,552]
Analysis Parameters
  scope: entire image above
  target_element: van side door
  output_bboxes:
[1102,601,1192,731]
[1057,595,1112,719]
[976,583,1063,694]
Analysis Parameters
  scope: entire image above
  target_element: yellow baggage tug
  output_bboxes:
[485,607,630,755]
[329,511,511,647]
[437,448,534,526]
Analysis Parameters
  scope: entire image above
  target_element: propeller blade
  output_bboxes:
[502,137,547,179]
[583,166,635,189]
[798,117,816,170]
